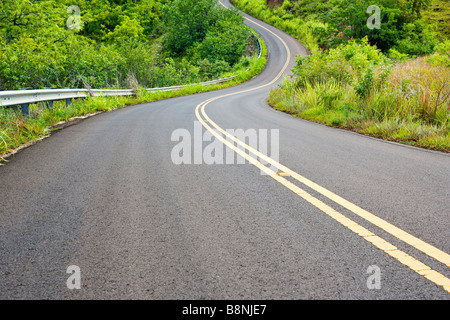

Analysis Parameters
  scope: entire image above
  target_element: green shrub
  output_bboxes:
[195,16,251,66]
[163,0,219,55]
[388,48,415,62]
[427,40,450,67]
[293,38,390,89]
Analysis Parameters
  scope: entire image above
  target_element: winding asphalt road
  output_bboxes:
[1,0,449,300]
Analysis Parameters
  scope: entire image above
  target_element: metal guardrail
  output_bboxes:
[252,33,262,59]
[0,76,237,115]
[0,34,262,115]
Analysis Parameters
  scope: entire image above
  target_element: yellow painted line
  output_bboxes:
[200,100,450,269]
[195,0,450,293]
[195,103,450,293]
[277,172,290,177]
[195,6,450,266]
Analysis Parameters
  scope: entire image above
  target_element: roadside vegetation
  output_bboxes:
[0,0,267,159]
[233,0,450,152]
[0,0,255,89]
[0,43,266,159]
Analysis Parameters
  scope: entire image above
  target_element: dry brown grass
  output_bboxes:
[388,56,450,121]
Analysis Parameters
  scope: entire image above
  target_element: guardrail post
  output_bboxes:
[19,88,30,115]
[45,88,54,109]
[65,88,72,107]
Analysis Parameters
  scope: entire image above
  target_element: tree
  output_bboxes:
[196,14,251,65]
[162,0,218,55]
[326,0,436,53]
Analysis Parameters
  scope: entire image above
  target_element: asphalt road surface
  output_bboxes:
[1,0,449,300]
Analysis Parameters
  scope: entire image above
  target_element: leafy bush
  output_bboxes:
[293,38,390,89]
[196,59,230,80]
[195,17,251,66]
[163,0,220,55]
[388,48,414,62]
[427,40,450,67]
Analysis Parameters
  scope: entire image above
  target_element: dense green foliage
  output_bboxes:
[423,0,450,39]
[0,0,254,90]
[234,0,447,55]
[233,0,449,151]
[322,0,440,55]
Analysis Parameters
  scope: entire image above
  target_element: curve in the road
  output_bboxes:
[201,0,450,293]
[1,0,449,299]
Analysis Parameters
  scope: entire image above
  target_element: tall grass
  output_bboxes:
[269,56,450,152]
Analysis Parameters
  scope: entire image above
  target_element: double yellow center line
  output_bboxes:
[196,1,450,293]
